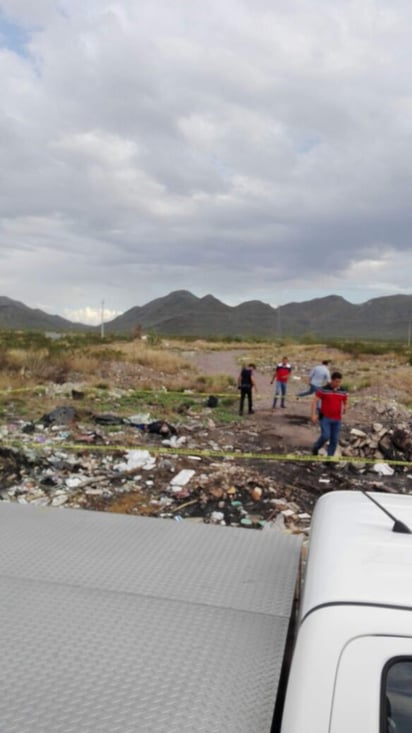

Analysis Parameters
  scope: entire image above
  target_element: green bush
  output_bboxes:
[324,338,407,356]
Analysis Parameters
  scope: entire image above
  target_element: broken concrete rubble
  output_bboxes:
[341,420,412,462]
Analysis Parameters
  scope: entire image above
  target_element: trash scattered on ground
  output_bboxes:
[1,384,412,534]
[115,450,157,472]
[169,469,196,489]
[372,463,395,476]
[40,406,77,427]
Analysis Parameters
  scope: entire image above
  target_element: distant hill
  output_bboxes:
[0,291,411,340]
[0,296,90,332]
[104,290,412,341]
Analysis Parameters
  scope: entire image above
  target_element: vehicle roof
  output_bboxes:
[0,502,301,733]
[300,490,412,620]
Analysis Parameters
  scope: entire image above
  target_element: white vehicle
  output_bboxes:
[280,490,412,733]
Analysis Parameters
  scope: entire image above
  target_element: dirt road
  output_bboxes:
[189,349,327,453]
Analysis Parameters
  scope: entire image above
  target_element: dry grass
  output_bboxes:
[126,344,193,372]
[0,337,411,407]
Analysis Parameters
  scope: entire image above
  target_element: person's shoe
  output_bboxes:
[248,409,254,414]
[281,404,286,408]
[312,447,319,456]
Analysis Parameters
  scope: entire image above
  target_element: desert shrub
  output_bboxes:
[324,339,407,357]
[344,377,372,392]
[146,331,162,346]
[122,345,193,373]
[220,335,243,343]
[88,348,125,362]
[0,331,50,350]
[66,354,101,374]
[300,332,319,344]
[4,348,76,384]
[0,346,12,370]
[196,373,235,393]
[30,354,72,383]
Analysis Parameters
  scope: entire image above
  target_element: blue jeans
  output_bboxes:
[275,381,287,397]
[297,383,317,397]
[273,380,288,407]
[313,417,341,456]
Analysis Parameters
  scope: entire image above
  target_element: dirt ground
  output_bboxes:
[1,346,412,531]
[190,348,373,450]
[183,349,412,514]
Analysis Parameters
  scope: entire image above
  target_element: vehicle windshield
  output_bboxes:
[383,658,412,733]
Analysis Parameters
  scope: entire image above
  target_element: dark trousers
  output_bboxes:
[239,387,253,414]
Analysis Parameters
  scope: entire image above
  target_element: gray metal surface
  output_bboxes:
[0,503,301,732]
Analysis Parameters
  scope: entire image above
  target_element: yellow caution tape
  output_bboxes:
[0,386,236,398]
[0,387,46,394]
[1,439,412,467]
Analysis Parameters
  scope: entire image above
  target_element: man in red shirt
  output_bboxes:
[270,356,292,408]
[311,371,348,456]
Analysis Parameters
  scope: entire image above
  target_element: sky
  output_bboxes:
[1,1,412,324]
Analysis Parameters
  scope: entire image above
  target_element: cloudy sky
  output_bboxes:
[1,0,412,324]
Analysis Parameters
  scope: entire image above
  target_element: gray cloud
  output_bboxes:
[1,0,412,322]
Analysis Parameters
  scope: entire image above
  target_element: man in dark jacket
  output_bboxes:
[238,363,257,416]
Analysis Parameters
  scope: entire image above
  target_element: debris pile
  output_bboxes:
[0,438,314,534]
[1,391,411,535]
[341,421,412,462]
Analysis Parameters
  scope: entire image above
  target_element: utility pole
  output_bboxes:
[100,300,105,339]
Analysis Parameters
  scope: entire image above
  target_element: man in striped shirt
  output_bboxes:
[311,371,348,457]
[270,356,292,408]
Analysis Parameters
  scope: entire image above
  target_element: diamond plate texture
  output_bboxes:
[0,503,301,732]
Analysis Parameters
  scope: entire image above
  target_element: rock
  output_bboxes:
[350,428,368,438]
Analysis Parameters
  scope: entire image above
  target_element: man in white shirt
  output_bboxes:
[297,360,331,398]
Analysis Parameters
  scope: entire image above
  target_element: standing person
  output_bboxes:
[297,360,331,398]
[311,371,348,456]
[238,363,257,416]
[270,356,292,408]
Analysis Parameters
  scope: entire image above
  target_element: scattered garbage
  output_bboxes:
[372,462,395,476]
[162,435,187,448]
[94,414,124,425]
[71,389,85,400]
[250,487,262,501]
[115,450,156,472]
[40,406,77,427]
[1,394,412,535]
[146,421,177,437]
[169,469,196,492]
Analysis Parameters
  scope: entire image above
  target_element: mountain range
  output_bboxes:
[1,291,411,341]
[0,296,91,332]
